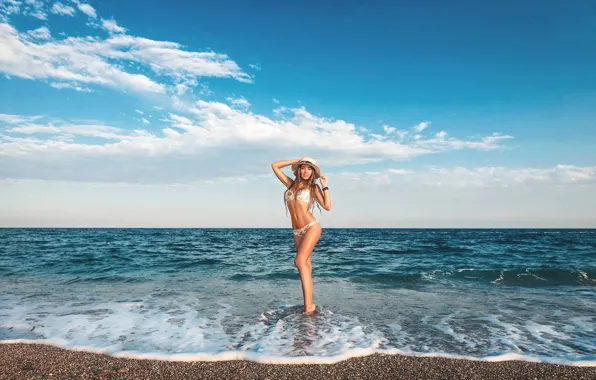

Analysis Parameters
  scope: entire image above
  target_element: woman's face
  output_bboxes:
[299,164,313,180]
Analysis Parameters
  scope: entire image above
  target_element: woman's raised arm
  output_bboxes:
[271,158,299,188]
[314,176,332,211]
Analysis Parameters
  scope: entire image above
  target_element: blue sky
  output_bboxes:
[0,0,595,227]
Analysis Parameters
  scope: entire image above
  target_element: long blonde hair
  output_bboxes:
[284,164,322,215]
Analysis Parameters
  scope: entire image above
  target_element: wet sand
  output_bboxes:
[1,343,595,379]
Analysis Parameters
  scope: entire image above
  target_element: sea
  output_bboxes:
[0,228,595,365]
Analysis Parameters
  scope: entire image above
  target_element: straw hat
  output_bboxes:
[291,157,321,179]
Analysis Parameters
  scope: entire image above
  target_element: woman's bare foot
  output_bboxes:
[304,303,316,313]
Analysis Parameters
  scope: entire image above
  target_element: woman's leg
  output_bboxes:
[293,235,312,281]
[293,234,303,252]
[294,224,322,312]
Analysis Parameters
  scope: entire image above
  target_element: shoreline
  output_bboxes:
[1,343,595,380]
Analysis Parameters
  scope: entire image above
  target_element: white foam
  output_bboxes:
[2,340,595,367]
[478,314,525,351]
[0,323,31,331]
[568,316,595,331]
[0,300,385,361]
[525,321,575,354]
[2,293,595,367]
[422,315,477,349]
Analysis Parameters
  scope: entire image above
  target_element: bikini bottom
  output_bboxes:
[293,220,319,237]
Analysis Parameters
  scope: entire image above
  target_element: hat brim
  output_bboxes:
[292,162,321,179]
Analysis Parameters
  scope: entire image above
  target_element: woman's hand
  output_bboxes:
[319,175,328,188]
[272,159,301,188]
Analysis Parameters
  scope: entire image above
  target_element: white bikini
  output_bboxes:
[285,188,319,236]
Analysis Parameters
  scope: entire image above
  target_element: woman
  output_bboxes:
[271,157,332,313]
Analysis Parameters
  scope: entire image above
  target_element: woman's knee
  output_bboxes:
[294,258,308,271]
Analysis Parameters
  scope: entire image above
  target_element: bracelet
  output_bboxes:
[322,187,329,191]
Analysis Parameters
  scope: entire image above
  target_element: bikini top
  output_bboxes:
[285,187,311,204]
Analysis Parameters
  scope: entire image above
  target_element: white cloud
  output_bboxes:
[226,96,250,110]
[23,0,46,20]
[6,123,61,134]
[50,2,75,16]
[412,121,430,132]
[50,82,93,92]
[0,107,514,183]
[197,83,213,96]
[0,113,42,124]
[26,26,51,40]
[336,165,596,188]
[100,18,126,34]
[6,122,129,140]
[141,118,149,125]
[0,23,165,93]
[272,98,279,104]
[99,34,252,83]
[0,0,87,21]
[0,0,47,20]
[412,132,513,152]
[383,125,395,134]
[0,22,251,95]
[166,113,194,131]
[386,169,413,175]
[74,1,96,18]
[0,0,22,18]
[248,63,261,71]
[135,109,144,115]
[174,83,189,96]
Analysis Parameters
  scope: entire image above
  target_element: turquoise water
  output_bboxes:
[1,228,595,364]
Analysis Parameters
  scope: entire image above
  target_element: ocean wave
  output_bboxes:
[453,268,596,286]
[229,271,296,281]
[60,275,144,284]
[349,268,596,286]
